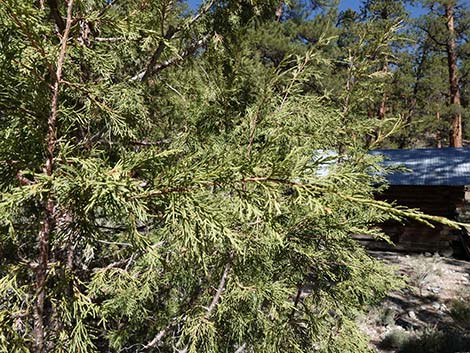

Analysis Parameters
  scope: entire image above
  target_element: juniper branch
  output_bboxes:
[33,1,74,352]
[204,252,234,319]
[47,0,66,32]
[136,0,215,81]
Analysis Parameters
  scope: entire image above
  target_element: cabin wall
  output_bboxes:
[371,186,465,252]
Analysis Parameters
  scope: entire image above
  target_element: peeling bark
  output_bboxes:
[33,1,74,352]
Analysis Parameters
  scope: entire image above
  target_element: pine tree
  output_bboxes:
[415,0,470,147]
[331,0,409,148]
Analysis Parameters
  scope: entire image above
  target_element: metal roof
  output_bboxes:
[370,148,470,186]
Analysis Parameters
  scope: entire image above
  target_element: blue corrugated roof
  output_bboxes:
[370,148,470,186]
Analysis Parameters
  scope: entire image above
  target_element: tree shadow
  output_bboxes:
[367,251,470,352]
[398,327,470,353]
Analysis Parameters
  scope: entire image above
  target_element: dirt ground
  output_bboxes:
[360,251,470,353]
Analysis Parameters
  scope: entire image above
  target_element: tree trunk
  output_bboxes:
[275,1,284,22]
[399,40,429,149]
[33,1,74,351]
[445,2,462,147]
[436,111,442,148]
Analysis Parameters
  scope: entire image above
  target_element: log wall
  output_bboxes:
[369,186,465,252]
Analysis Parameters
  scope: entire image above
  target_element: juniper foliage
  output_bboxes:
[0,1,459,352]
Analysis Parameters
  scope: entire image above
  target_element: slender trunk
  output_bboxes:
[376,91,387,142]
[445,3,462,147]
[275,1,284,22]
[372,62,388,146]
[436,111,442,148]
[34,200,53,353]
[378,62,388,120]
[378,93,387,120]
[33,1,74,352]
[399,40,429,149]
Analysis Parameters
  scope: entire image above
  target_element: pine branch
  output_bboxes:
[151,35,210,75]
[187,0,215,27]
[5,8,55,77]
[141,253,234,351]
[139,26,177,82]
[61,79,124,116]
[97,0,115,18]
[417,24,447,47]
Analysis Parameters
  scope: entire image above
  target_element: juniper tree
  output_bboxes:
[0,1,460,353]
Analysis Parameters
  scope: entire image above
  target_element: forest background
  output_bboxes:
[194,0,470,148]
[0,0,469,353]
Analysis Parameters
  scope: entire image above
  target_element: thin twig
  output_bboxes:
[132,34,211,81]
[135,0,215,81]
[99,258,131,272]
[95,37,126,42]
[6,9,54,76]
[97,240,132,247]
[133,176,315,199]
[47,0,66,32]
[130,138,171,146]
[142,326,170,350]
[234,343,246,353]
[150,34,210,74]
[205,252,234,319]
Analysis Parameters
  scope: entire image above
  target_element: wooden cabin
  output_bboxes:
[364,148,470,256]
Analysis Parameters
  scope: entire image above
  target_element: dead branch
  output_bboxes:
[95,37,126,42]
[97,240,132,247]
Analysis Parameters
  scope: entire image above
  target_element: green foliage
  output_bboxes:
[399,326,470,353]
[406,254,443,296]
[450,291,470,329]
[380,325,470,353]
[0,1,462,352]
[380,328,411,350]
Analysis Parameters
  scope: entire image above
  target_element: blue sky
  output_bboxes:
[338,1,427,17]
[186,0,429,18]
